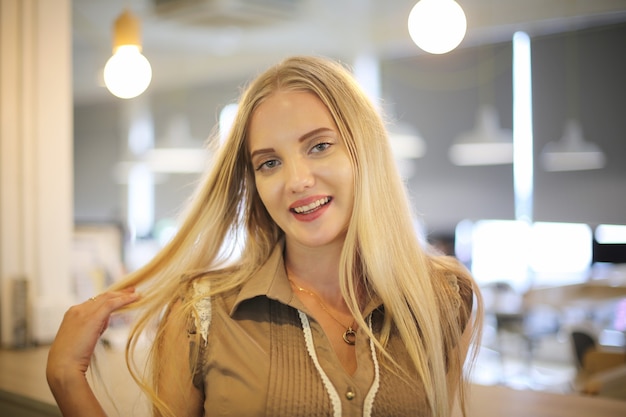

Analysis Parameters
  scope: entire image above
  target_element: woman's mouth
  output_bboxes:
[291,197,331,214]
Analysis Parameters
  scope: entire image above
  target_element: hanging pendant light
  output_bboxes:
[407,0,467,54]
[449,106,513,166]
[540,32,605,172]
[388,121,427,179]
[103,9,152,99]
[540,119,606,172]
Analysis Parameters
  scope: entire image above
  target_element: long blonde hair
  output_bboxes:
[112,55,482,417]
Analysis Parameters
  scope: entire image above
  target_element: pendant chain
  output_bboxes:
[288,278,357,345]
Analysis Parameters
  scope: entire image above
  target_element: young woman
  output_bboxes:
[47,55,482,417]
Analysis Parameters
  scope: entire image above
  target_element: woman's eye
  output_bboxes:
[311,142,331,153]
[257,159,279,171]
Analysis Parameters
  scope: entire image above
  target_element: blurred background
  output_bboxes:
[2,0,626,411]
[73,0,626,398]
[72,0,626,236]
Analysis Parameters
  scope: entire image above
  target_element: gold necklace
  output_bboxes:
[288,279,357,345]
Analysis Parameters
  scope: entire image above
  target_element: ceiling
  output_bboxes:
[72,0,626,104]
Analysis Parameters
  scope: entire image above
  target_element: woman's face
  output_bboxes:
[248,90,354,249]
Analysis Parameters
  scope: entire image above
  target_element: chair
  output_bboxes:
[569,327,626,399]
[571,330,598,369]
[482,282,562,384]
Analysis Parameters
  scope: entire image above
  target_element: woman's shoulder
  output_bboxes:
[428,254,475,317]
[174,270,242,348]
[178,266,243,299]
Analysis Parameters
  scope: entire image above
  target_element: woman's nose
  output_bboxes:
[286,159,314,193]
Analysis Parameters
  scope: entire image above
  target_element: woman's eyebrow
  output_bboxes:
[297,127,335,143]
[250,147,274,160]
[250,127,335,159]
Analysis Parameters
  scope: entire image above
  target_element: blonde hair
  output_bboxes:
[112,55,482,417]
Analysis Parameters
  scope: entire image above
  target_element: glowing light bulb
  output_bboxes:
[103,9,152,99]
[408,0,467,54]
[104,45,152,99]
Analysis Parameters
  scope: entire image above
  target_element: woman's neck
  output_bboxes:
[284,239,344,302]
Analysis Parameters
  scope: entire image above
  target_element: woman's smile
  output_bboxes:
[290,196,332,214]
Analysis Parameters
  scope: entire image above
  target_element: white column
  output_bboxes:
[0,0,73,346]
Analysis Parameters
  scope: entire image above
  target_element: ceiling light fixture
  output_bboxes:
[388,122,426,160]
[407,0,467,54]
[449,106,513,166]
[540,119,606,172]
[388,121,426,179]
[103,9,152,99]
[540,32,605,173]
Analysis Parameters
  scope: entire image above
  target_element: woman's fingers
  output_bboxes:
[86,287,140,314]
[47,289,140,378]
[83,288,140,335]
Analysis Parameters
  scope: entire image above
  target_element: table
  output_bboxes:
[454,383,626,417]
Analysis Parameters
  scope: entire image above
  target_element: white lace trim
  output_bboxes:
[192,280,212,345]
[362,315,380,417]
[297,310,342,417]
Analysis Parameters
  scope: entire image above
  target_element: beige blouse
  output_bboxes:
[184,243,470,417]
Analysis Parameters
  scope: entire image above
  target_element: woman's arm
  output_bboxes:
[46,288,140,417]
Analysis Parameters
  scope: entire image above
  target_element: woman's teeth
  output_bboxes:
[293,197,330,214]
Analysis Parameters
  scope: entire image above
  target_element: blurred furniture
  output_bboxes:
[524,279,626,312]
[0,347,61,417]
[570,328,626,399]
[571,330,597,368]
[482,282,561,370]
[0,390,60,417]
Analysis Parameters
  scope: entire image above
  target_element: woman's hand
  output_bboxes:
[46,288,140,405]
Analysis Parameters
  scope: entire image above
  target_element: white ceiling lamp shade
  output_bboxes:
[540,119,606,172]
[407,0,467,54]
[146,148,207,174]
[388,122,427,160]
[449,106,513,166]
[388,122,426,179]
[149,115,207,173]
[103,9,152,99]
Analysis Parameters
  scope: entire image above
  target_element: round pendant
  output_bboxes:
[343,327,356,345]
